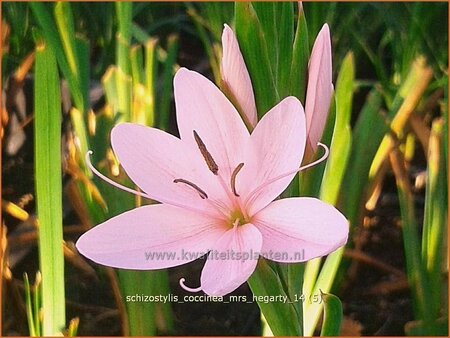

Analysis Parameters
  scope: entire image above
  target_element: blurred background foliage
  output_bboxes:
[2,2,448,336]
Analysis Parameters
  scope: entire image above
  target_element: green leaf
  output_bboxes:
[276,2,294,98]
[157,34,178,131]
[369,58,433,181]
[23,273,36,337]
[115,2,132,76]
[421,119,447,325]
[34,42,65,336]
[130,44,144,86]
[247,259,302,336]
[290,3,309,102]
[320,291,343,336]
[54,2,78,78]
[144,38,158,126]
[30,2,85,112]
[341,89,384,226]
[390,148,434,332]
[235,2,278,117]
[252,2,277,77]
[186,4,221,84]
[320,52,354,204]
[303,247,344,336]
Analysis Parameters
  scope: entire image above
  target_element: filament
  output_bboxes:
[245,143,330,207]
[85,150,152,199]
[179,278,202,293]
[86,151,224,218]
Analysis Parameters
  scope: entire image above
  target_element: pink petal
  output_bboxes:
[305,24,333,152]
[221,24,258,129]
[253,198,348,262]
[174,68,250,184]
[76,204,226,269]
[111,123,228,217]
[239,97,306,216]
[200,223,262,296]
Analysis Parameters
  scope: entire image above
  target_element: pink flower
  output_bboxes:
[220,24,333,154]
[76,68,348,296]
[305,24,333,154]
[221,24,258,130]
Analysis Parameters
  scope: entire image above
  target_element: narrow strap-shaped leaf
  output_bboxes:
[422,119,447,323]
[303,247,343,336]
[23,273,36,337]
[115,2,132,75]
[320,291,343,336]
[252,2,278,78]
[370,58,433,180]
[247,259,302,336]
[276,2,294,98]
[157,34,178,131]
[320,52,354,203]
[235,2,278,117]
[130,44,144,86]
[390,148,434,332]
[34,42,65,335]
[30,2,84,112]
[341,89,384,226]
[290,3,309,102]
[144,38,158,126]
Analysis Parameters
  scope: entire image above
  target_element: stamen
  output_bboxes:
[230,163,244,197]
[179,277,202,293]
[245,143,330,207]
[85,150,152,199]
[174,178,208,199]
[193,130,219,175]
[86,151,221,218]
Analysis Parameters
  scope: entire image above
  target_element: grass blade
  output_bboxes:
[33,272,42,336]
[289,3,309,102]
[30,2,85,112]
[320,291,343,336]
[23,273,36,337]
[235,2,278,117]
[144,38,158,126]
[130,44,144,87]
[421,119,447,326]
[389,148,434,333]
[247,259,302,336]
[320,52,354,204]
[157,34,178,131]
[369,57,433,180]
[34,42,65,335]
[276,2,294,99]
[340,89,384,226]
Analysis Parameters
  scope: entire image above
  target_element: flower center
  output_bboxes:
[229,209,249,228]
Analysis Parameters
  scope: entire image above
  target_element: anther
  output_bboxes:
[230,163,244,197]
[173,178,208,199]
[193,130,219,175]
